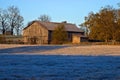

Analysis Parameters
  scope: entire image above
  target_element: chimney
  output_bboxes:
[62,21,67,23]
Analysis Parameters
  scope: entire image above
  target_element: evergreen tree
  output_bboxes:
[52,23,68,44]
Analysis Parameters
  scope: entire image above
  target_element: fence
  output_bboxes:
[1,35,119,45]
[0,35,23,44]
[0,35,48,44]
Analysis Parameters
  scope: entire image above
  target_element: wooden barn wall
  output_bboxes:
[23,22,48,44]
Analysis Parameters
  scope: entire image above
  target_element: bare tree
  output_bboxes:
[38,14,51,22]
[7,6,24,35]
[14,15,24,35]
[0,9,9,35]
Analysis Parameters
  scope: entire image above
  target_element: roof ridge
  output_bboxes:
[38,21,75,25]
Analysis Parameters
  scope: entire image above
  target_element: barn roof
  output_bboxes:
[24,21,84,32]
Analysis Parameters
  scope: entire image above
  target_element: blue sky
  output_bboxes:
[0,0,119,27]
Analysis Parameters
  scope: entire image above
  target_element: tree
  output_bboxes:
[81,6,120,42]
[38,14,51,22]
[14,15,24,35]
[7,6,24,35]
[0,9,9,35]
[52,23,68,44]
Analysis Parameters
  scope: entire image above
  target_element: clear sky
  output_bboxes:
[0,0,119,27]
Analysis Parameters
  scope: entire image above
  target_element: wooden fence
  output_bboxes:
[0,35,48,44]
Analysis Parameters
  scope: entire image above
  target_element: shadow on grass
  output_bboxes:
[0,45,68,53]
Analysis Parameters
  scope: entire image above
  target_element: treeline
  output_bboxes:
[0,6,24,35]
[81,5,120,42]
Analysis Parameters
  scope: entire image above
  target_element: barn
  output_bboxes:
[23,21,86,44]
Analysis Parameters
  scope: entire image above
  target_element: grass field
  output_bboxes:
[0,55,120,80]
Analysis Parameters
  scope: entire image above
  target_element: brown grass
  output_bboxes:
[0,44,120,56]
[42,45,120,56]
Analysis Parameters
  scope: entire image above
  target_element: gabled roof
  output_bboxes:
[24,21,84,32]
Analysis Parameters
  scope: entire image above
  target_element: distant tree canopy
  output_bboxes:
[0,6,24,35]
[81,6,120,42]
[52,23,68,44]
[38,14,51,22]
[0,8,8,35]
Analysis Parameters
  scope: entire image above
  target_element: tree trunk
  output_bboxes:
[2,29,5,35]
[11,28,13,35]
[2,22,6,35]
